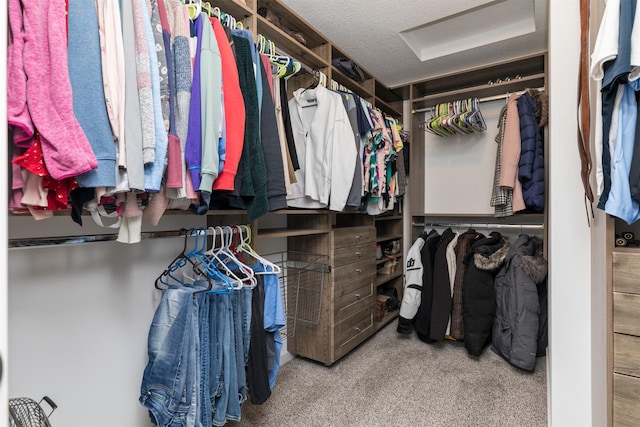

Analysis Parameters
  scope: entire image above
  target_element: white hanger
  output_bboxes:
[185,0,202,20]
[205,226,256,289]
[236,225,281,274]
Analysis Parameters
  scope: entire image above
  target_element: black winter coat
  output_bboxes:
[415,230,441,344]
[491,234,548,372]
[462,232,510,357]
[430,228,456,341]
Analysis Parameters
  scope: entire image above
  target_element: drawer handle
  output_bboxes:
[355,327,361,332]
[355,293,361,298]
[355,251,362,257]
[356,268,362,273]
[356,235,362,240]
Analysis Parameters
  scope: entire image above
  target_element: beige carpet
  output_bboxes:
[234,322,547,427]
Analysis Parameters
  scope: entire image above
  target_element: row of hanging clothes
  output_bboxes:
[7,0,407,244]
[140,226,285,427]
[286,70,408,216]
[590,0,640,224]
[490,88,548,218]
[397,226,548,372]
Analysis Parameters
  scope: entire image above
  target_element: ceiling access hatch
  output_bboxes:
[399,0,537,62]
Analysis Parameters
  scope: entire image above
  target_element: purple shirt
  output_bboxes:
[185,15,203,190]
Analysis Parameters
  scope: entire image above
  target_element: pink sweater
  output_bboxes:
[499,94,526,212]
[8,0,97,180]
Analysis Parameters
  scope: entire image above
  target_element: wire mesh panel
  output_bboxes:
[8,397,56,427]
[281,252,330,337]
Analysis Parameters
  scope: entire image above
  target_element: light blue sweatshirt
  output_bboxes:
[142,0,168,192]
[69,0,116,188]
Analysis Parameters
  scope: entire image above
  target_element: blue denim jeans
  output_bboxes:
[195,285,211,427]
[186,288,201,427]
[241,287,253,364]
[230,287,252,417]
[210,293,236,427]
[140,287,195,427]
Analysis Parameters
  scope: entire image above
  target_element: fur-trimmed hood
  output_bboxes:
[473,234,511,271]
[527,89,548,128]
[520,236,547,284]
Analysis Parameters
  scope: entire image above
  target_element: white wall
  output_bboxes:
[8,216,206,427]
[420,100,505,215]
[6,213,294,427]
[547,0,605,425]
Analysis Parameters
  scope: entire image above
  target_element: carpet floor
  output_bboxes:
[234,322,547,427]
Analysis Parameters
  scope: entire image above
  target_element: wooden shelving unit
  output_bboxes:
[377,309,400,331]
[373,207,403,329]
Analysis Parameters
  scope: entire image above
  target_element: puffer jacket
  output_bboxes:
[517,92,544,213]
[491,234,548,372]
[462,232,510,357]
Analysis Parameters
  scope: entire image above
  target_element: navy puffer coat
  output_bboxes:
[517,93,544,212]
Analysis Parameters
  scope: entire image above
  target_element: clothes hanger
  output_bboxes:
[155,228,213,291]
[202,2,217,18]
[467,97,487,132]
[430,103,451,137]
[218,225,257,288]
[261,37,301,80]
[450,100,473,135]
[203,226,249,290]
[220,12,236,29]
[184,0,202,20]
[187,227,235,295]
[155,228,197,289]
[236,225,281,274]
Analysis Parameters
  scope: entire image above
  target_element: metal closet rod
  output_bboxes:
[8,229,207,250]
[8,225,259,250]
[412,86,546,114]
[412,222,545,230]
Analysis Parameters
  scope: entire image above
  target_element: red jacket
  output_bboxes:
[211,18,245,191]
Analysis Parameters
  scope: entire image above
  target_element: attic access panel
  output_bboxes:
[400,0,537,62]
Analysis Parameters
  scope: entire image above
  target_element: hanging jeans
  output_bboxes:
[142,277,254,426]
[140,287,196,427]
[197,286,211,427]
[210,287,252,426]
[231,287,253,407]
[210,293,236,427]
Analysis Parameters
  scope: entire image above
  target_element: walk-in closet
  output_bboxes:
[0,0,618,426]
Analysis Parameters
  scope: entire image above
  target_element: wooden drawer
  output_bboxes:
[333,257,375,286]
[614,373,640,427]
[614,333,640,378]
[613,251,640,294]
[333,226,376,248]
[336,293,374,324]
[334,306,373,353]
[333,242,376,268]
[613,293,640,336]
[336,281,374,316]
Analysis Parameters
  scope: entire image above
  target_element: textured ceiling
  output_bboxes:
[280,0,548,89]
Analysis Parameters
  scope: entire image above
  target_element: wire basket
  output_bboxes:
[280,251,330,337]
[8,396,57,427]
